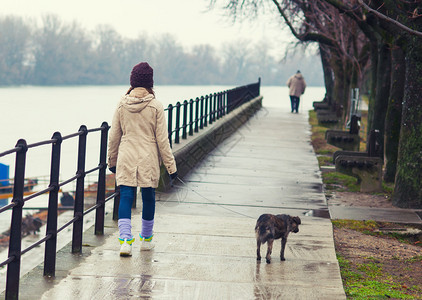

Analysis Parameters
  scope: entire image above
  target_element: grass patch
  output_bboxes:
[347,281,415,299]
[332,219,378,232]
[337,254,363,282]
[322,172,360,192]
[337,253,416,299]
[317,155,333,166]
[405,255,422,262]
[382,182,394,195]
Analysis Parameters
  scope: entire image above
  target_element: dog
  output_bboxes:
[255,213,301,264]
[21,215,43,236]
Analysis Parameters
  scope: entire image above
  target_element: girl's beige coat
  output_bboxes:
[108,88,177,188]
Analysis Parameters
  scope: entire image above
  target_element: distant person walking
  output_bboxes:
[286,70,306,113]
[108,62,178,256]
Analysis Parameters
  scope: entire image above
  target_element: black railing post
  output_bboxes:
[43,132,62,277]
[216,93,219,119]
[216,92,221,120]
[222,91,227,116]
[221,92,225,117]
[200,96,204,129]
[175,102,181,144]
[209,94,214,125]
[167,104,173,148]
[189,99,194,136]
[5,139,27,300]
[113,183,120,221]
[222,92,225,117]
[182,100,188,139]
[227,89,232,114]
[214,93,217,120]
[95,122,109,235]
[204,96,208,127]
[194,97,199,133]
[72,125,87,253]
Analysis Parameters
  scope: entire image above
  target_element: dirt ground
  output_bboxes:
[328,191,422,298]
[328,191,396,208]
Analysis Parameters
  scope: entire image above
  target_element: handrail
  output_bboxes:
[0,122,113,299]
[165,79,260,147]
[0,80,261,298]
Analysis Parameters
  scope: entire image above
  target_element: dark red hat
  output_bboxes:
[130,62,154,88]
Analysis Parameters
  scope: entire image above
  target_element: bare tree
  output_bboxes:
[0,16,33,85]
[33,15,93,84]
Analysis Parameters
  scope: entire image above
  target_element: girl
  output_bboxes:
[108,62,177,256]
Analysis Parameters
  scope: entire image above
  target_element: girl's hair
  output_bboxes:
[126,86,155,96]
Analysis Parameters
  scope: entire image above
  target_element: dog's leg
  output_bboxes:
[280,237,287,261]
[256,239,262,261]
[265,239,273,264]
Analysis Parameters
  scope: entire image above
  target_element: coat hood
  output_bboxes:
[121,87,155,113]
[294,73,304,80]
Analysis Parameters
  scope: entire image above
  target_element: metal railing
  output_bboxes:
[166,79,261,147]
[0,122,121,299]
[0,79,261,299]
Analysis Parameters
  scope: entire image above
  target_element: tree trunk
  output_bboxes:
[370,42,391,154]
[319,44,334,103]
[383,44,404,182]
[342,59,353,123]
[331,55,345,119]
[366,40,379,136]
[393,38,422,208]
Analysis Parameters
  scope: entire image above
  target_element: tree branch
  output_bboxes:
[271,0,339,48]
[358,0,422,37]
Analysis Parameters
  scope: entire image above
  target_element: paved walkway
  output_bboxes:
[19,101,347,299]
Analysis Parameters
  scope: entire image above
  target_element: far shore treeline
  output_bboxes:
[0,14,323,87]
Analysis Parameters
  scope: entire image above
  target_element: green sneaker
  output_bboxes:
[139,234,154,251]
[119,237,135,256]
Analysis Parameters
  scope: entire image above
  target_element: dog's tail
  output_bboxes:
[255,225,273,244]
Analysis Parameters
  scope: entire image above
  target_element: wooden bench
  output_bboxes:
[333,130,383,192]
[325,115,361,151]
[313,96,331,111]
[314,99,342,126]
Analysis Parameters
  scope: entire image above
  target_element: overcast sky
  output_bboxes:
[1,0,293,51]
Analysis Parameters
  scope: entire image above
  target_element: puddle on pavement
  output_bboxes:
[304,209,331,219]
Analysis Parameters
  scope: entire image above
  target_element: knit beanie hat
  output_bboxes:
[130,62,154,88]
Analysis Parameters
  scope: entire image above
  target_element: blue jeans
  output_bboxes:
[118,185,156,220]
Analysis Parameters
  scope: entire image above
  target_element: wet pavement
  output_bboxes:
[17,100,348,299]
[329,206,422,224]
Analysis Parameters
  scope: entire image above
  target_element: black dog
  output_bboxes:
[255,214,301,264]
